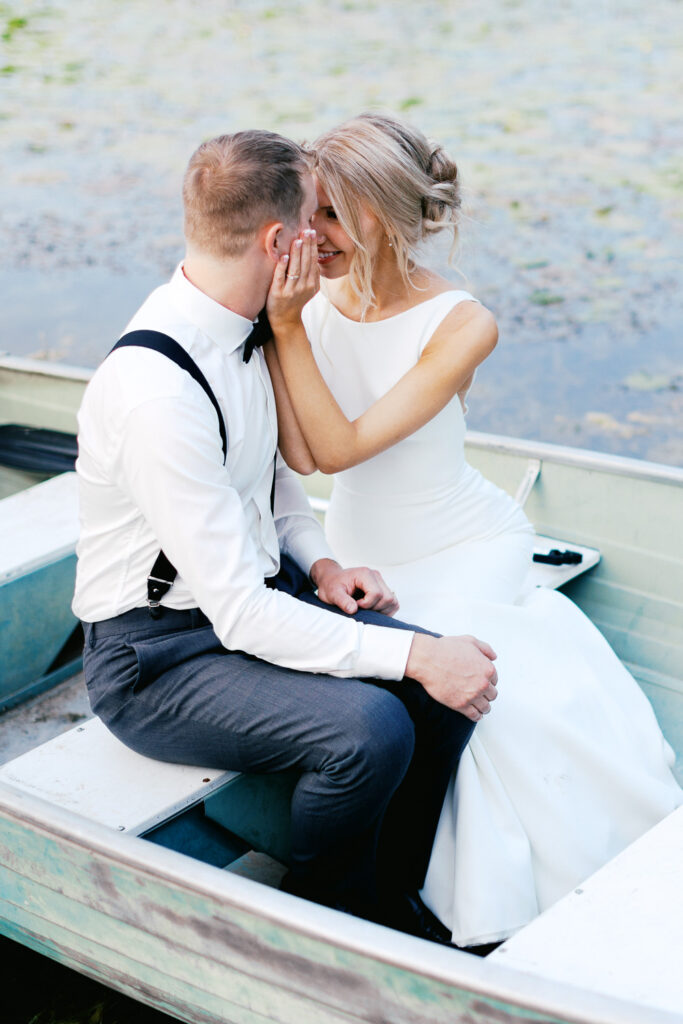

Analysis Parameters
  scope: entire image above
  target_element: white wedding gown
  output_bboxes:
[302,289,682,946]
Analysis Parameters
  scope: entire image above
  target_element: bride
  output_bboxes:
[264,112,682,947]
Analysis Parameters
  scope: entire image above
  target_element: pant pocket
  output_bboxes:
[128,625,225,694]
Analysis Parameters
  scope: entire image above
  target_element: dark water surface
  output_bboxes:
[1,936,176,1023]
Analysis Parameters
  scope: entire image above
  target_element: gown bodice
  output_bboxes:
[303,289,528,566]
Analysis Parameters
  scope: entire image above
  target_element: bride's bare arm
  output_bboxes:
[268,237,498,474]
[263,340,317,475]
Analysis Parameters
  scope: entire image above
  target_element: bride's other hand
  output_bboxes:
[267,229,320,332]
[311,558,400,616]
[406,634,498,720]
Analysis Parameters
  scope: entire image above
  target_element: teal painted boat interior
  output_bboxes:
[0,359,85,705]
[0,555,80,711]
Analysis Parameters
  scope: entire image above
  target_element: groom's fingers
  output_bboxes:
[319,567,398,616]
[484,681,498,702]
[360,592,399,615]
[471,636,497,660]
[353,570,398,613]
[327,582,358,615]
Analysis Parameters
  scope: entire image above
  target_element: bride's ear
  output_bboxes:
[261,222,286,262]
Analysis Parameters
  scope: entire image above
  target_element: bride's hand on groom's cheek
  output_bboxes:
[267,230,320,333]
[310,558,399,617]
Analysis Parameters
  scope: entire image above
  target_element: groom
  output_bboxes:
[72,130,498,944]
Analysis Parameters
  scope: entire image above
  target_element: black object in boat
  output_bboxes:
[0,424,78,473]
[533,548,583,566]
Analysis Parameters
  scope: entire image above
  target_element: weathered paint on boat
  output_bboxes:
[1,783,676,1024]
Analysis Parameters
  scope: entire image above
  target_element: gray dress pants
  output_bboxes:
[83,557,474,910]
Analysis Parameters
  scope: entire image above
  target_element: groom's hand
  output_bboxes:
[310,558,400,616]
[406,634,498,721]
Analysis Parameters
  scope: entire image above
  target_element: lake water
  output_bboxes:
[1,0,682,464]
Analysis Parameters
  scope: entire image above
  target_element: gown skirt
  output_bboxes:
[304,288,683,946]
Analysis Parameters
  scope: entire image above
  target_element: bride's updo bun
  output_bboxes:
[309,113,461,314]
[423,144,461,235]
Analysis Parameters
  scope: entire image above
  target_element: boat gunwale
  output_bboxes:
[0,781,677,1024]
[465,430,683,487]
[0,353,93,383]
[2,353,682,487]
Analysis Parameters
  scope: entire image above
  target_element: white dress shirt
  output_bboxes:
[72,265,413,679]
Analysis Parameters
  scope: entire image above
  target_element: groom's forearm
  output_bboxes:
[273,459,336,573]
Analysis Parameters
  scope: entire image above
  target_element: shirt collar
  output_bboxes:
[169,264,256,356]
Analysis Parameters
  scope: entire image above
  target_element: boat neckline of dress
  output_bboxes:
[321,288,474,325]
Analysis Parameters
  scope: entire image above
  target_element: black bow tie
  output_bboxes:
[243,307,273,363]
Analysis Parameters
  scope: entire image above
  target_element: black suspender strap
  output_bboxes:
[109,330,229,617]
[111,331,228,461]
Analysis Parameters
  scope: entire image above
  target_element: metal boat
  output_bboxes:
[1,353,681,1024]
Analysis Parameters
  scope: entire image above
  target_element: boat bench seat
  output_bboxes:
[0,471,79,585]
[526,534,600,589]
[490,805,683,1016]
[0,715,295,865]
[0,716,241,836]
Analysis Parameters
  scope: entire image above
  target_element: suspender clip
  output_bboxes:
[147,573,174,618]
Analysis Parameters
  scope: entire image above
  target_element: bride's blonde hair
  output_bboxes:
[309,113,461,315]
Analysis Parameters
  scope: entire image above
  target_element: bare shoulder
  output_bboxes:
[426,298,498,354]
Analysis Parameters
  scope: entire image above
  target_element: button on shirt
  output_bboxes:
[73,265,414,679]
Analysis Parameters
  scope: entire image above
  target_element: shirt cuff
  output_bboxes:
[355,622,414,681]
[285,525,337,577]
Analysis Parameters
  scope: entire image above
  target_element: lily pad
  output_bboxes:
[622,371,680,392]
[529,289,564,306]
[2,16,27,42]
[585,412,639,438]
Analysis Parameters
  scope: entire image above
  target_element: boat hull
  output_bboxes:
[1,785,671,1024]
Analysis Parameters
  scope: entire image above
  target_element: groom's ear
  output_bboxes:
[260,221,286,262]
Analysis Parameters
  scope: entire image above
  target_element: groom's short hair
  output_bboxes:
[183,131,308,258]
